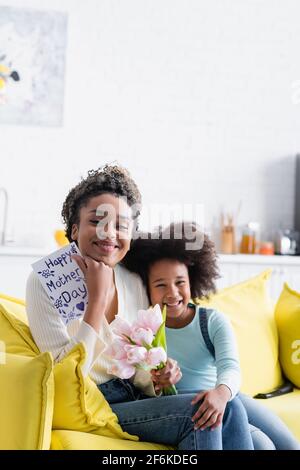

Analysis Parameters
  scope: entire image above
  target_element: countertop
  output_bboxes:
[0,246,50,257]
[1,247,300,264]
[218,253,300,265]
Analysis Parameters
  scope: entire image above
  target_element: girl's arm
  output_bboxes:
[191,384,232,430]
[191,310,241,430]
[209,310,241,400]
[151,358,182,393]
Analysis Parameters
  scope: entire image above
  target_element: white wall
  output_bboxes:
[1,0,300,249]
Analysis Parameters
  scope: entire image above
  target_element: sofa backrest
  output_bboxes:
[198,270,283,396]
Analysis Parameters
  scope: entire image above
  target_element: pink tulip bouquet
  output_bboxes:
[105,304,177,395]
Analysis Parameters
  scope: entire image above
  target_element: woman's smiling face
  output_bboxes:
[71,193,133,267]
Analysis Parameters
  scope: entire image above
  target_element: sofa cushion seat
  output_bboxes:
[51,430,172,450]
[256,389,300,441]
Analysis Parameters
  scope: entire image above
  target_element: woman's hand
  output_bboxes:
[151,357,182,393]
[191,384,231,431]
[72,254,114,310]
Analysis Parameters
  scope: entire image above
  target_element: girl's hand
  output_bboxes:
[72,254,114,309]
[151,358,182,393]
[191,384,232,431]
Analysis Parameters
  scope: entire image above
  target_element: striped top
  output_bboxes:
[25,264,155,394]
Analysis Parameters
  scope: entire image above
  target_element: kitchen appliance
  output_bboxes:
[274,229,300,255]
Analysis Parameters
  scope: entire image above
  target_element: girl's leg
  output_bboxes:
[250,425,276,450]
[98,382,253,450]
[99,379,221,449]
[177,390,254,450]
[221,396,254,450]
[239,393,300,450]
[111,394,222,450]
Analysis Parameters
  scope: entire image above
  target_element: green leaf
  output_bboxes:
[155,361,165,371]
[122,334,136,345]
[162,385,178,395]
[141,340,151,351]
[152,305,167,351]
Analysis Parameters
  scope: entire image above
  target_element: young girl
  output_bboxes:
[25,166,253,450]
[123,222,300,450]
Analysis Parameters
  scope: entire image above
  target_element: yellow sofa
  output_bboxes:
[0,270,299,450]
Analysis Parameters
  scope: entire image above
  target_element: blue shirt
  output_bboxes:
[166,306,241,399]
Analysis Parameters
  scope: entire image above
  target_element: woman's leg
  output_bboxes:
[98,381,253,450]
[239,393,300,450]
[98,378,139,404]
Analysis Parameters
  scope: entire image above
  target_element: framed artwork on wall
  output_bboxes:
[0,6,68,127]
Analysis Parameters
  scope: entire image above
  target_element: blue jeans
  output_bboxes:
[239,393,300,450]
[177,388,300,450]
[98,379,254,450]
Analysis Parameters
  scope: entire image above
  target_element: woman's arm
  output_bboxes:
[71,254,114,332]
[26,271,105,376]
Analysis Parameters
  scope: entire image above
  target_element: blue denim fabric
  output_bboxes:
[98,378,149,403]
[239,393,300,450]
[175,387,299,450]
[98,379,254,450]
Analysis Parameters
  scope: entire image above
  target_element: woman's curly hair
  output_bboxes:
[123,222,220,300]
[62,164,142,242]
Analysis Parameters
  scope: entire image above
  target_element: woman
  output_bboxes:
[26,164,253,450]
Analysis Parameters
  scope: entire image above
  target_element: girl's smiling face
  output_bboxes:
[148,259,193,326]
[71,193,133,267]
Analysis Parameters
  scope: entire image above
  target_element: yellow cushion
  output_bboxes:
[0,297,139,444]
[53,343,138,442]
[0,352,54,449]
[0,296,139,443]
[198,270,283,396]
[0,292,27,323]
[257,389,300,442]
[0,301,39,357]
[275,283,300,387]
[51,430,171,450]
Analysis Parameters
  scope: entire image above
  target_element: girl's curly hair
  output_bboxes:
[123,222,220,300]
[62,164,142,242]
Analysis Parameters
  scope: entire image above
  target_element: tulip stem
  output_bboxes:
[155,361,178,395]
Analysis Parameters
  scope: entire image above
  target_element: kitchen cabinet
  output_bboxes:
[218,254,300,300]
[0,247,48,300]
[1,248,299,303]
